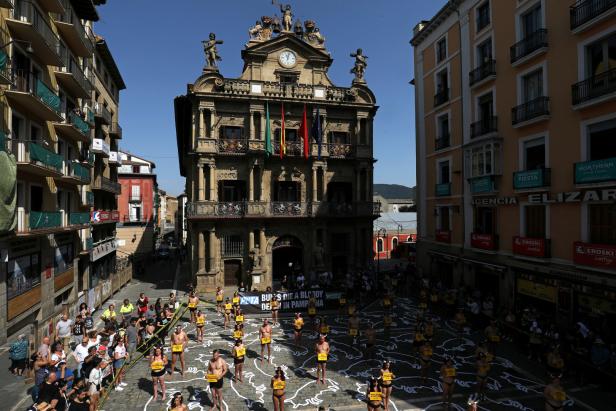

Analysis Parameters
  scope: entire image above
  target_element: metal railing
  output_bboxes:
[68,111,90,135]
[510,29,548,64]
[29,210,62,230]
[469,59,496,86]
[68,160,89,182]
[570,0,616,30]
[0,27,12,83]
[69,212,90,225]
[328,143,353,158]
[94,102,112,124]
[434,87,449,107]
[11,69,62,114]
[511,97,550,125]
[571,68,616,106]
[271,201,303,216]
[218,138,248,154]
[217,79,359,102]
[273,141,303,156]
[109,122,122,138]
[470,115,498,138]
[92,175,121,193]
[55,0,93,54]
[435,132,450,150]
[221,236,244,257]
[186,200,379,218]
[11,139,63,172]
[58,45,92,95]
[12,0,61,56]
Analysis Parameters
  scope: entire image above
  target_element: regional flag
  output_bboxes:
[311,106,322,160]
[299,104,309,159]
[265,102,273,157]
[280,102,286,159]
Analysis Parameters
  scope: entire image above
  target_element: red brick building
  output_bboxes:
[117,151,157,224]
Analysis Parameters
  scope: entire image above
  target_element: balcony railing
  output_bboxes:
[11,0,61,63]
[11,69,62,115]
[12,140,63,172]
[435,182,451,197]
[328,143,353,158]
[513,168,551,189]
[94,102,112,124]
[435,133,450,150]
[511,97,550,125]
[218,138,248,155]
[273,141,303,157]
[54,0,94,55]
[570,0,616,30]
[85,190,94,206]
[271,201,304,216]
[29,211,61,231]
[0,27,12,84]
[571,68,616,106]
[470,115,498,138]
[69,212,89,226]
[574,157,616,184]
[109,122,122,138]
[92,175,121,194]
[129,194,142,203]
[217,79,359,102]
[469,59,496,86]
[510,29,548,64]
[57,45,91,97]
[68,161,90,182]
[186,201,379,219]
[216,201,247,217]
[434,87,449,107]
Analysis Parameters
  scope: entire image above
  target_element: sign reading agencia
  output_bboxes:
[471,189,616,206]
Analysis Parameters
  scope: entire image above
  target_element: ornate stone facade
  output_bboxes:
[175,10,379,292]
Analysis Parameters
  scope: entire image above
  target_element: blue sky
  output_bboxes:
[95,0,445,196]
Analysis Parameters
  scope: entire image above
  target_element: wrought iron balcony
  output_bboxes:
[218,138,248,155]
[510,29,548,64]
[469,59,496,86]
[92,175,121,194]
[511,97,550,125]
[55,47,91,99]
[470,116,498,138]
[570,0,616,31]
[435,132,450,150]
[328,143,353,158]
[271,201,304,216]
[109,122,122,139]
[571,68,616,106]
[434,87,449,107]
[6,69,63,121]
[273,141,303,157]
[216,79,359,102]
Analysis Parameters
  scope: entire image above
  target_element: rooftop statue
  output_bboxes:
[350,48,368,82]
[304,20,325,47]
[280,4,293,32]
[203,32,223,69]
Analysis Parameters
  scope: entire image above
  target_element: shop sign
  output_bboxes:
[91,210,120,223]
[517,278,557,303]
[471,233,497,250]
[528,189,616,204]
[90,239,117,262]
[513,168,548,189]
[470,176,494,194]
[575,157,616,184]
[472,197,517,206]
[573,242,616,270]
[578,294,616,315]
[91,138,110,156]
[435,230,451,243]
[513,236,549,258]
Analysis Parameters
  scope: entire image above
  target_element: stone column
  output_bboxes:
[199,108,205,137]
[249,165,254,201]
[260,111,265,140]
[259,167,265,201]
[321,113,328,144]
[249,111,255,140]
[192,108,198,146]
[198,231,205,272]
[320,166,326,200]
[208,229,216,273]
[209,164,217,201]
[259,228,266,258]
[209,110,216,138]
[312,167,318,202]
[248,230,255,250]
[197,164,204,201]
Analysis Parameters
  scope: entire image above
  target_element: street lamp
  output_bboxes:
[0,40,33,53]
[376,228,386,285]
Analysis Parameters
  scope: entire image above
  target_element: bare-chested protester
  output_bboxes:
[170,325,188,376]
[315,334,330,384]
[260,319,273,363]
[207,349,228,411]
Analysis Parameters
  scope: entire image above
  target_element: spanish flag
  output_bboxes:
[280,102,286,159]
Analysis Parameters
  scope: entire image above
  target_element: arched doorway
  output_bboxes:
[272,236,303,288]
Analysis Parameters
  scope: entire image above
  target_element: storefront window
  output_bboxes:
[54,244,74,274]
[6,253,40,299]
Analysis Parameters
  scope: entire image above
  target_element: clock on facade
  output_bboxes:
[279,50,297,68]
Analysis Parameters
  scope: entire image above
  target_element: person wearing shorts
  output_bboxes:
[150,347,167,402]
[195,310,206,342]
[315,334,330,384]
[232,339,245,383]
[187,292,199,323]
[207,350,228,410]
[293,313,304,343]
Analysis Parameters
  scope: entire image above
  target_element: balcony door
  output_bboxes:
[522,69,543,103]
[521,4,541,38]
[474,206,495,235]
[326,182,352,204]
[274,181,300,202]
[588,119,616,161]
[219,180,246,202]
[585,32,616,78]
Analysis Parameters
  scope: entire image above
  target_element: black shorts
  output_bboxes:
[197,324,204,328]
[317,359,327,364]
[413,340,424,348]
[189,307,196,312]
[294,327,303,333]
[210,378,223,389]
[234,357,244,365]
[151,369,165,377]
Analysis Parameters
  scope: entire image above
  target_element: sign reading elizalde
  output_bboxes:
[528,189,616,204]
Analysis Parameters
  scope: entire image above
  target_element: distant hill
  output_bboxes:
[374,184,416,200]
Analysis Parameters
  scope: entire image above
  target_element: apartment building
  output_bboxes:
[412,0,616,326]
[175,13,379,292]
[0,0,127,344]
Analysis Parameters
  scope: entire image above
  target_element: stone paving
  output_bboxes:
[102,293,592,411]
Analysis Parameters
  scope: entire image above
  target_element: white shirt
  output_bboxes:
[51,350,66,363]
[89,367,103,386]
[56,319,73,337]
[114,344,127,360]
[73,344,89,363]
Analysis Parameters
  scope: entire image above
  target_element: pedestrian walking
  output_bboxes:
[120,299,134,323]
[55,313,73,349]
[8,334,28,376]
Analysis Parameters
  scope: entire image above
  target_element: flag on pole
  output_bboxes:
[280,102,286,159]
[300,104,309,159]
[311,106,322,160]
[265,102,272,157]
